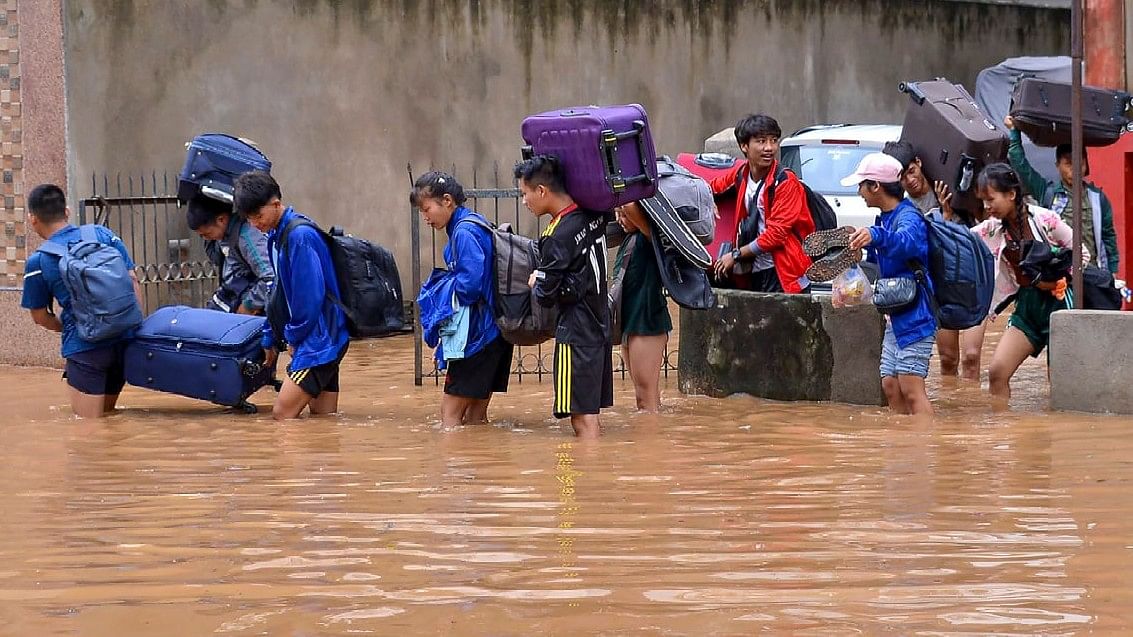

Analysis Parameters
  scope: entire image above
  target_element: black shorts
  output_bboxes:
[552,342,614,418]
[288,344,348,398]
[445,336,514,400]
[64,343,127,396]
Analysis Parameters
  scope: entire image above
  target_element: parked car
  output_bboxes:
[779,124,903,231]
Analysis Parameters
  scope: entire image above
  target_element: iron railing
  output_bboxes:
[409,163,677,385]
[77,173,217,313]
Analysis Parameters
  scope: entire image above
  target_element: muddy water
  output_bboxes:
[1,332,1132,636]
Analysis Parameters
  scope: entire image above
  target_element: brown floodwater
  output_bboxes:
[1,328,1131,636]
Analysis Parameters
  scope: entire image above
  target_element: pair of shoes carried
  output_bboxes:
[804,226,862,283]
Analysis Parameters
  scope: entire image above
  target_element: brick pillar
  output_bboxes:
[0,0,66,367]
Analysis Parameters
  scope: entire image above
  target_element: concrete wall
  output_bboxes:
[679,290,886,406]
[1050,310,1133,414]
[62,0,1068,291]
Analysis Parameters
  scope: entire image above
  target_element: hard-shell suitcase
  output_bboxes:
[1010,77,1133,147]
[125,306,279,413]
[899,79,1007,213]
[521,104,658,211]
[177,133,271,205]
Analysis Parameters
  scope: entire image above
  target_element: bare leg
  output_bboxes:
[70,388,109,419]
[272,377,315,420]
[625,333,667,412]
[308,391,340,416]
[571,414,601,439]
[988,326,1036,402]
[959,321,988,382]
[937,329,960,376]
[897,375,934,417]
[441,394,476,428]
[463,398,492,424]
[881,376,909,414]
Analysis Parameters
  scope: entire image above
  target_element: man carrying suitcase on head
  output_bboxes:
[233,171,349,421]
[1004,115,1120,275]
[186,195,274,315]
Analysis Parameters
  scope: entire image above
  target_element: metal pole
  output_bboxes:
[1071,0,1085,308]
[409,163,423,386]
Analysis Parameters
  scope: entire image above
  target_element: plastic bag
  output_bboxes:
[831,264,873,308]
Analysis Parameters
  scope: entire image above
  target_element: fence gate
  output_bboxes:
[409,163,677,386]
[77,173,217,313]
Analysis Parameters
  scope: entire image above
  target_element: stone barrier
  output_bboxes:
[678,289,885,405]
[1050,310,1133,414]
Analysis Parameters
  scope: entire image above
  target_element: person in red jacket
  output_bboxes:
[709,114,814,293]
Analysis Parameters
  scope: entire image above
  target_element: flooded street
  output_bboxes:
[1,333,1132,635]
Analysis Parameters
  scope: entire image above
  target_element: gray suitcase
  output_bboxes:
[899,79,1008,214]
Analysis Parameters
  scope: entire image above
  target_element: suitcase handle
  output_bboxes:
[600,120,652,192]
[899,81,926,106]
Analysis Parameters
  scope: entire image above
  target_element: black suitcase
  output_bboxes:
[1010,77,1133,147]
[899,79,1007,214]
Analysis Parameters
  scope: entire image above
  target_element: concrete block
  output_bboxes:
[1050,310,1133,414]
[703,127,743,158]
[678,289,885,405]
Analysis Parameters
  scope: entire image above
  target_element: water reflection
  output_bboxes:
[0,334,1129,634]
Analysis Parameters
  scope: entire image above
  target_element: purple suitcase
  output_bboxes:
[521,104,658,211]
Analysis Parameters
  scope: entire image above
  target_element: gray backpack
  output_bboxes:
[459,217,558,346]
[655,156,716,246]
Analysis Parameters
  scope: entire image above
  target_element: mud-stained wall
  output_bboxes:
[63,0,1067,285]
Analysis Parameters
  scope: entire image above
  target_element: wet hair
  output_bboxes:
[1055,143,1090,176]
[882,140,918,171]
[513,154,566,194]
[734,113,782,146]
[409,171,466,207]
[977,162,1026,217]
[863,180,905,199]
[233,171,281,218]
[185,195,231,230]
[28,183,67,223]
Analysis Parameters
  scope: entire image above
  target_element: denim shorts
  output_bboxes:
[879,324,935,379]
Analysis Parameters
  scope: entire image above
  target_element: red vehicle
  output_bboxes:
[676,152,742,261]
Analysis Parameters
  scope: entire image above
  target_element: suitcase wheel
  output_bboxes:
[239,401,259,415]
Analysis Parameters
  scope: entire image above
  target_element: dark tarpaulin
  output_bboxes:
[975,56,1072,188]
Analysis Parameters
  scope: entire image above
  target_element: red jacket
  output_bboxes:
[708,160,814,293]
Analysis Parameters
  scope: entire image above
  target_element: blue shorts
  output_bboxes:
[64,343,127,396]
[880,324,934,379]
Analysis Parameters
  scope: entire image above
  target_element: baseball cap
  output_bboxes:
[840,152,904,187]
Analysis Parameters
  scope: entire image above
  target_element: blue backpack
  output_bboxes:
[37,225,143,342]
[910,214,995,330]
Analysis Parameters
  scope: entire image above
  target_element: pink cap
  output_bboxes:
[840,152,904,187]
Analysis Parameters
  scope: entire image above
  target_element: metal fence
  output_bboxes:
[77,173,217,313]
[409,163,677,386]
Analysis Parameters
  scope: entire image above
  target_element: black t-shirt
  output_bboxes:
[534,205,609,346]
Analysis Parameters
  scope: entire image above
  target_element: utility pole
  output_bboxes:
[1070,0,1084,307]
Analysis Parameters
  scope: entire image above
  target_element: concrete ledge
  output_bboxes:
[1050,310,1133,414]
[678,289,885,405]
[703,128,743,158]
[0,290,63,368]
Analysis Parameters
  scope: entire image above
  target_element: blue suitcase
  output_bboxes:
[124,306,279,413]
[177,133,271,205]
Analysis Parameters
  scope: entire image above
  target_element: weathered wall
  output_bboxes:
[63,0,1068,287]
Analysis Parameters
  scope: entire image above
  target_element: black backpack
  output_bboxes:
[766,167,838,232]
[738,167,837,246]
[268,217,404,341]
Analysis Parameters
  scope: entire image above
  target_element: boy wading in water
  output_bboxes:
[234,172,349,421]
[516,155,613,438]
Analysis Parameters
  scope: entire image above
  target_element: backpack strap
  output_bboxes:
[36,239,67,258]
[275,216,353,322]
[906,211,941,325]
